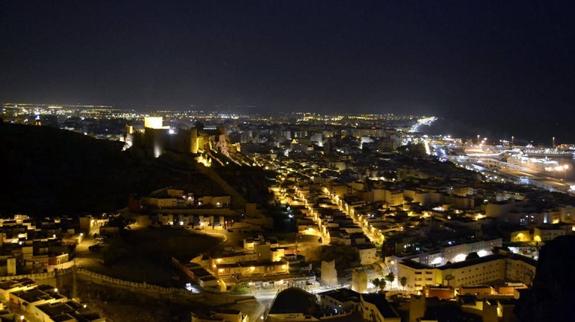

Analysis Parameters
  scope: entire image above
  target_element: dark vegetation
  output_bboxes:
[91,227,221,285]
[319,245,360,276]
[60,276,203,322]
[218,165,274,205]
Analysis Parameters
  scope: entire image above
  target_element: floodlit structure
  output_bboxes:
[132,119,231,158]
[144,116,168,129]
[398,253,536,290]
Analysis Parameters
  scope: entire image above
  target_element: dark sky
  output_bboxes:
[1,1,574,141]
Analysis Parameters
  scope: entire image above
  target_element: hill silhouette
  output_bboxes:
[515,235,575,322]
[0,123,220,216]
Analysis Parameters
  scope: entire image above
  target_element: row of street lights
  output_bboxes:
[323,187,385,246]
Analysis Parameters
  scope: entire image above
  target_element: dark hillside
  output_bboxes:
[0,123,218,216]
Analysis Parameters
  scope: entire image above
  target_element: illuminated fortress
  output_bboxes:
[128,116,232,160]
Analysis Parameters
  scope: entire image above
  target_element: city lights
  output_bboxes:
[1,2,573,319]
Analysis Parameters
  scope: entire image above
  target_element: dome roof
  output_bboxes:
[268,287,320,315]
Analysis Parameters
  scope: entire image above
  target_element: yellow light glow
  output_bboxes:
[534,235,542,242]
[144,116,165,129]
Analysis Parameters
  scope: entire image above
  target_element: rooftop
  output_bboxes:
[440,255,505,270]
[319,288,360,303]
[361,293,399,318]
[268,287,320,315]
[36,300,103,322]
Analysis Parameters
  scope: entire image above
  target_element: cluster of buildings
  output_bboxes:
[261,279,537,322]
[238,119,575,321]
[179,238,294,292]
[277,185,379,267]
[173,227,318,294]
[6,105,575,321]
[0,215,79,276]
[140,188,238,230]
[397,249,535,290]
[485,195,575,227]
[0,278,104,322]
[1,102,135,140]
[262,283,529,322]
[135,188,313,293]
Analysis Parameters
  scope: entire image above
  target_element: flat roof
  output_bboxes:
[440,255,505,270]
[400,259,431,270]
[361,293,399,318]
[217,260,286,268]
[509,254,537,267]
[0,278,35,290]
[36,300,103,322]
[319,288,360,303]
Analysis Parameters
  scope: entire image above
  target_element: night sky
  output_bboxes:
[1,1,574,142]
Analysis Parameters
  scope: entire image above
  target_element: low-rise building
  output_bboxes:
[0,278,36,302]
[176,261,226,292]
[0,279,104,321]
[398,260,442,289]
[533,225,569,243]
[398,253,536,289]
[357,244,378,265]
[359,293,401,322]
[34,300,105,322]
[214,260,289,278]
[318,288,360,313]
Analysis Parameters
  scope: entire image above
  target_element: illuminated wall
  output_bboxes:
[190,127,199,153]
[144,116,165,129]
[398,262,442,289]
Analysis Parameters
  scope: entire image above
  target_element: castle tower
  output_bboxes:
[190,127,199,154]
[321,260,338,287]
